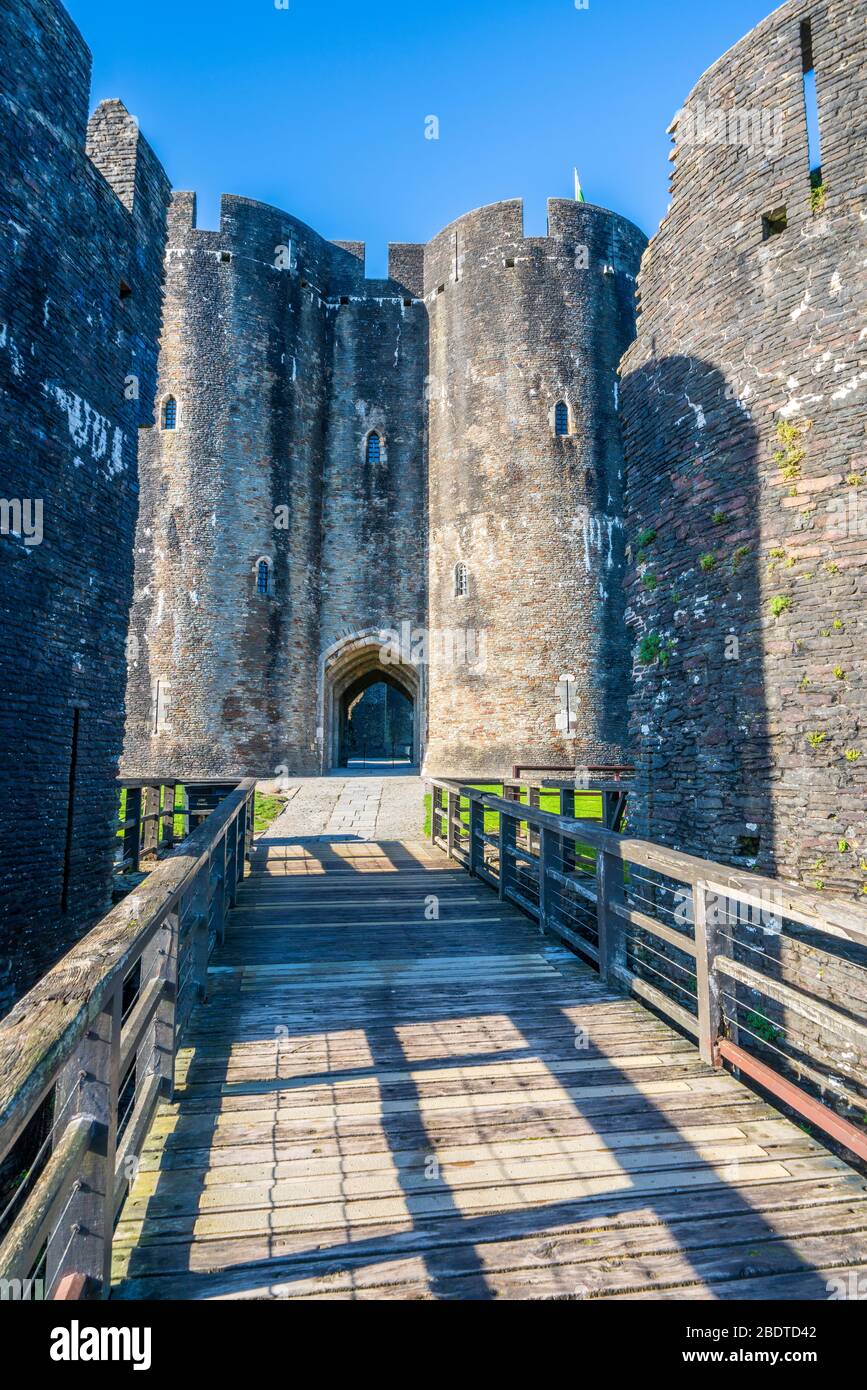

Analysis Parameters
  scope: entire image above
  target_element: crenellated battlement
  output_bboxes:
[159,191,647,308]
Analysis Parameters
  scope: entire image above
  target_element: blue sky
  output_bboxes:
[67,0,777,276]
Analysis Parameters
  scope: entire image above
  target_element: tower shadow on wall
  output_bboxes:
[619,354,775,881]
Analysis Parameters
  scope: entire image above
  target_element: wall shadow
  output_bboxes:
[619,355,774,879]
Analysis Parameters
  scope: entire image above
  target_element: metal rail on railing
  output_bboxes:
[0,780,256,1301]
[428,778,867,1164]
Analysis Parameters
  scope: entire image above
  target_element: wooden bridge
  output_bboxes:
[2,780,867,1300]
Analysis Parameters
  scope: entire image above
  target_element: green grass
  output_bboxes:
[253,790,288,834]
[117,784,187,842]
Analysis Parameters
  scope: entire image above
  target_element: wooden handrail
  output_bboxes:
[427,776,867,1161]
[0,1116,94,1284]
[429,781,867,949]
[0,779,256,1300]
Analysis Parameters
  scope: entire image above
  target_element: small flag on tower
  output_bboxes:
[573,168,586,203]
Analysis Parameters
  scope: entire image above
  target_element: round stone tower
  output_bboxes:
[423,198,646,775]
[123,193,428,778]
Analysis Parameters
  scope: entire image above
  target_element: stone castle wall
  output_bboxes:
[124,194,644,780]
[620,0,866,896]
[0,0,170,1012]
[424,199,646,774]
[122,196,427,778]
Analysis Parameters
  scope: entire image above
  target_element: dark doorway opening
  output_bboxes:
[339,675,414,768]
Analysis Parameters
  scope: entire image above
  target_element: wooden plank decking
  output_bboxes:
[112,839,867,1300]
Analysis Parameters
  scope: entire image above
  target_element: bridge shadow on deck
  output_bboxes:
[111,840,867,1300]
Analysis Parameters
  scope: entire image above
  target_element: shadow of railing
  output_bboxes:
[113,842,854,1299]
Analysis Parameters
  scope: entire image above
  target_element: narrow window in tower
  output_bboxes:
[257,559,270,595]
[800,20,824,211]
[161,396,177,430]
[366,431,381,465]
[152,678,172,734]
[454,562,469,598]
[554,402,570,436]
[61,709,81,913]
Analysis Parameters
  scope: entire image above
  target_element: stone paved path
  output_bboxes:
[260,774,425,843]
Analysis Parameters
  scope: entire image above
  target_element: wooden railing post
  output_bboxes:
[538,826,556,935]
[560,787,575,874]
[245,792,254,863]
[596,848,626,986]
[124,787,142,872]
[469,797,483,876]
[498,806,516,901]
[211,842,227,944]
[141,785,160,857]
[236,808,245,887]
[163,783,177,848]
[694,880,723,1066]
[528,784,540,854]
[236,800,247,882]
[226,820,238,908]
[50,985,121,1299]
[446,789,458,858]
[140,909,179,1101]
[191,864,210,1002]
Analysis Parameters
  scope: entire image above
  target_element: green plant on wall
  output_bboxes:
[769,595,792,617]
[638,632,673,667]
[699,552,716,572]
[638,632,662,665]
[807,731,827,749]
[773,418,810,482]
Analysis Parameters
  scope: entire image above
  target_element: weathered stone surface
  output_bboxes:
[122,197,428,778]
[123,195,645,781]
[620,0,866,898]
[0,0,170,1014]
[425,199,646,774]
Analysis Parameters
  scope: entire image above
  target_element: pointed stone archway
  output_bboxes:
[319,629,424,771]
